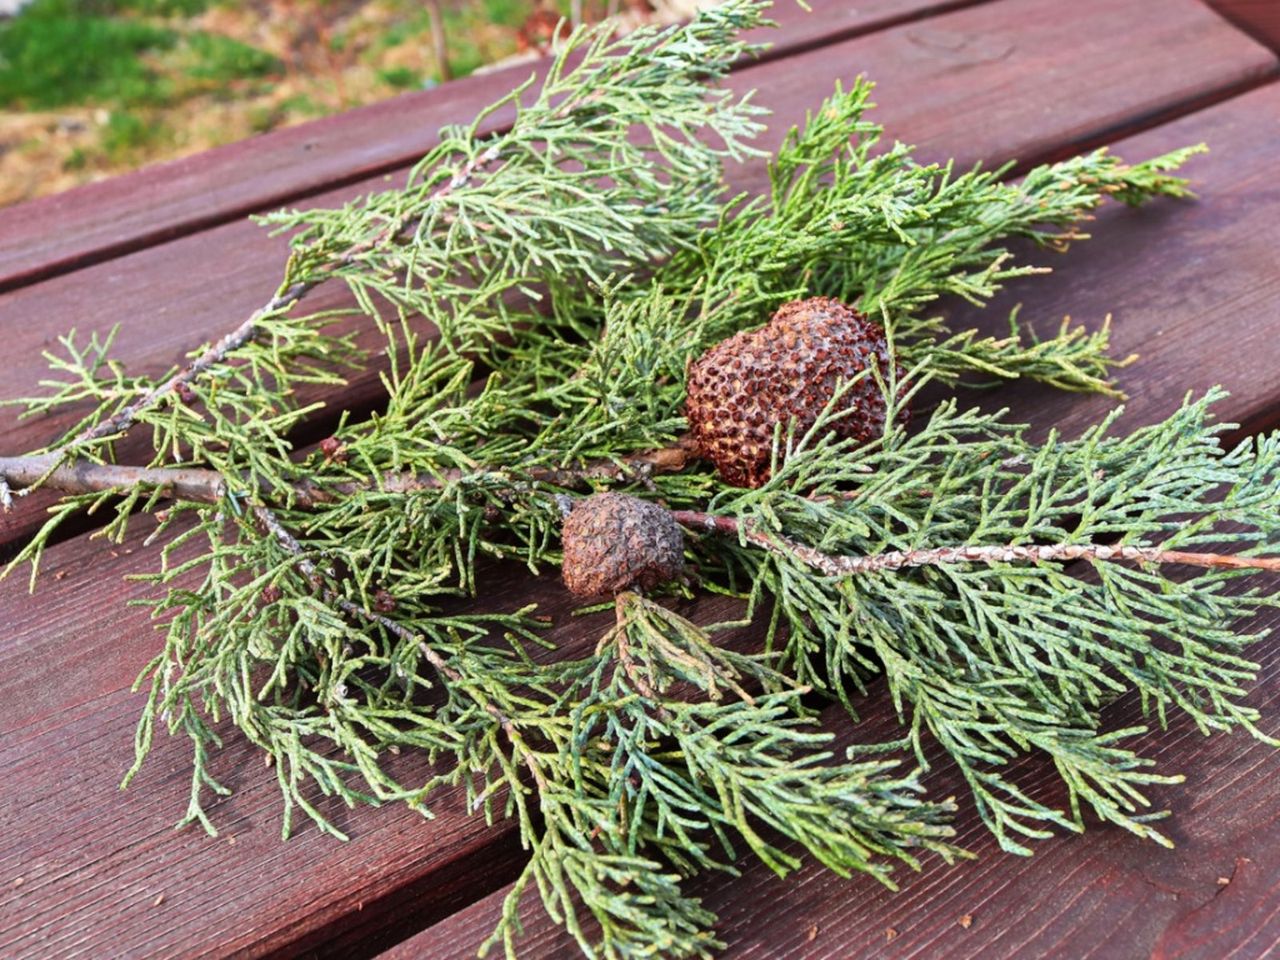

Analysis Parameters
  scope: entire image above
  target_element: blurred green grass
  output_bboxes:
[0,0,283,110]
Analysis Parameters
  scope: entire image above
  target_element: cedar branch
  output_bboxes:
[6,450,1275,576]
[6,450,1278,576]
[251,502,535,771]
[67,143,504,452]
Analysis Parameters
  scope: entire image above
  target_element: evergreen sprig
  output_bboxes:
[1,4,1273,957]
[483,592,960,958]
[701,387,1280,853]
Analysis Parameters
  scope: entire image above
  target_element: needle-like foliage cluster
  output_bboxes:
[707,386,1280,853]
[2,3,1276,957]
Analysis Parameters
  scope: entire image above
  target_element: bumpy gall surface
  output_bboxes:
[685,297,905,487]
[560,493,685,598]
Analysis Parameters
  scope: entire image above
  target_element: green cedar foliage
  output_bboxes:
[1,3,1273,957]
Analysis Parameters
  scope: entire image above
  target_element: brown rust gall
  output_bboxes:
[685,296,906,488]
[560,493,685,598]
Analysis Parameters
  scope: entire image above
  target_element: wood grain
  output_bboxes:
[0,0,996,294]
[2,0,1271,549]
[380,86,1280,960]
[1206,0,1280,52]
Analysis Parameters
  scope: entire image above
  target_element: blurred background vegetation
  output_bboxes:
[0,0,700,205]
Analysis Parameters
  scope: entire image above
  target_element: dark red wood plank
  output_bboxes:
[2,0,1271,549]
[1206,0,1280,52]
[943,81,1280,443]
[0,0,994,293]
[730,0,1275,173]
[382,82,1280,960]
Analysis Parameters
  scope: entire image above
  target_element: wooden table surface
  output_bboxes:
[2,1,1280,957]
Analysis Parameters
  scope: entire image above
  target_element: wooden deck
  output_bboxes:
[2,1,1280,957]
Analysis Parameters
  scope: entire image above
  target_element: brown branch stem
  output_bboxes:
[9,447,1278,577]
[0,453,230,504]
[669,509,1280,576]
[0,440,696,510]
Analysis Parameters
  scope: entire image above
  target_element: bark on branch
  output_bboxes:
[6,452,1276,577]
[670,509,1280,575]
[0,440,697,509]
